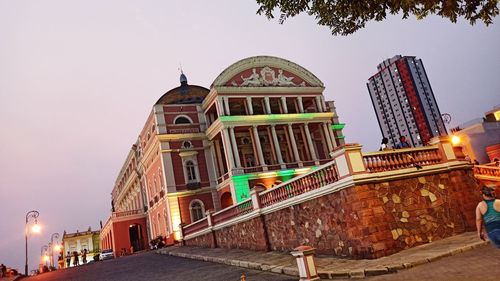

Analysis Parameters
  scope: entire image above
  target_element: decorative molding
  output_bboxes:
[236,66,305,87]
[213,86,324,94]
[212,56,324,88]
[157,133,207,142]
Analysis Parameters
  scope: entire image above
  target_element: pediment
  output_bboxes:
[211,56,324,88]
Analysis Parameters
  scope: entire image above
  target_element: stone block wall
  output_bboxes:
[215,217,269,251]
[184,232,215,248]
[264,169,480,258]
[184,168,481,259]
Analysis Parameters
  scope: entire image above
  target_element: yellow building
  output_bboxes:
[62,227,100,267]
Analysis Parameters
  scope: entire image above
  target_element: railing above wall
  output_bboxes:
[112,209,142,218]
[363,146,442,173]
[474,165,500,180]
[183,217,209,236]
[212,199,252,225]
[259,162,339,208]
[182,138,470,239]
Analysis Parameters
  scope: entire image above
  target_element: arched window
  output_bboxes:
[189,200,205,222]
[174,115,192,124]
[185,160,197,182]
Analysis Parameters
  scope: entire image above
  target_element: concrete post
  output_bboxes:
[250,186,266,210]
[330,144,366,179]
[428,136,458,162]
[290,246,320,281]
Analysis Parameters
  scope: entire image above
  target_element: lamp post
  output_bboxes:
[25,210,40,276]
[40,245,49,270]
[50,233,60,268]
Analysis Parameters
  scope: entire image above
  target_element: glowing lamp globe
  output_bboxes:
[54,245,61,251]
[31,224,41,233]
[43,255,49,262]
[451,135,461,146]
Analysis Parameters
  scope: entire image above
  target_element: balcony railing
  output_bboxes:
[259,162,339,208]
[363,147,442,173]
[474,165,500,180]
[186,182,201,190]
[112,209,142,218]
[183,217,209,236]
[212,199,253,225]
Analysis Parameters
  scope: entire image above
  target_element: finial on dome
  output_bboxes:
[179,63,188,85]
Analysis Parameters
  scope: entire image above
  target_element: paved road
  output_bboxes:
[27,251,295,281]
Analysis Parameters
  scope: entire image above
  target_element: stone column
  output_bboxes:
[229,127,241,168]
[209,141,221,177]
[304,123,318,163]
[322,123,334,154]
[216,97,224,116]
[297,96,304,113]
[281,96,288,114]
[214,138,225,175]
[246,97,253,115]
[270,125,285,168]
[327,121,338,149]
[222,128,235,171]
[223,97,231,116]
[315,96,323,112]
[287,124,302,167]
[252,125,267,171]
[264,97,271,114]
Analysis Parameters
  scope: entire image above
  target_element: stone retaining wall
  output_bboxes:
[184,168,481,259]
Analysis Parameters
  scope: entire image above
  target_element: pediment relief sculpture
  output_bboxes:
[230,66,306,87]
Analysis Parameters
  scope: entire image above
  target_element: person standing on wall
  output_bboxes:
[395,136,411,149]
[476,186,500,248]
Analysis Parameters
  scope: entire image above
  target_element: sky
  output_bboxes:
[0,0,499,272]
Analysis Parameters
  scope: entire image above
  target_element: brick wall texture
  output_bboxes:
[184,168,481,259]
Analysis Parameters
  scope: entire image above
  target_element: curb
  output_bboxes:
[157,240,489,279]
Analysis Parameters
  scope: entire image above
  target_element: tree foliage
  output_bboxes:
[256,0,499,36]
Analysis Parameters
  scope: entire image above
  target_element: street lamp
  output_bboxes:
[41,245,49,269]
[49,233,60,268]
[25,210,40,276]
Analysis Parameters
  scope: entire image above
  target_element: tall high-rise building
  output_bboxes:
[367,55,447,147]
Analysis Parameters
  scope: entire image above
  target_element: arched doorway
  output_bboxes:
[129,224,144,252]
[220,192,233,209]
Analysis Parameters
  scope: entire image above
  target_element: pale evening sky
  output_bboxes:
[0,0,499,272]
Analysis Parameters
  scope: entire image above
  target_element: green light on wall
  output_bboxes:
[336,135,346,139]
[331,123,345,130]
[276,169,295,182]
[232,174,251,203]
[220,113,332,123]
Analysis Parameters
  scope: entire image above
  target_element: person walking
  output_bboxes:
[73,251,79,266]
[66,251,71,268]
[476,186,500,248]
[82,249,87,264]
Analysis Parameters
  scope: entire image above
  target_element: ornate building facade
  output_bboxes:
[62,228,100,267]
[100,56,345,250]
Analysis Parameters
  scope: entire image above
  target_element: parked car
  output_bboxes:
[100,249,114,260]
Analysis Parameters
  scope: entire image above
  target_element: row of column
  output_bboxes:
[217,95,328,116]
[213,122,337,175]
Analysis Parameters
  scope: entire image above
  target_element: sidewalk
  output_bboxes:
[157,232,488,279]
